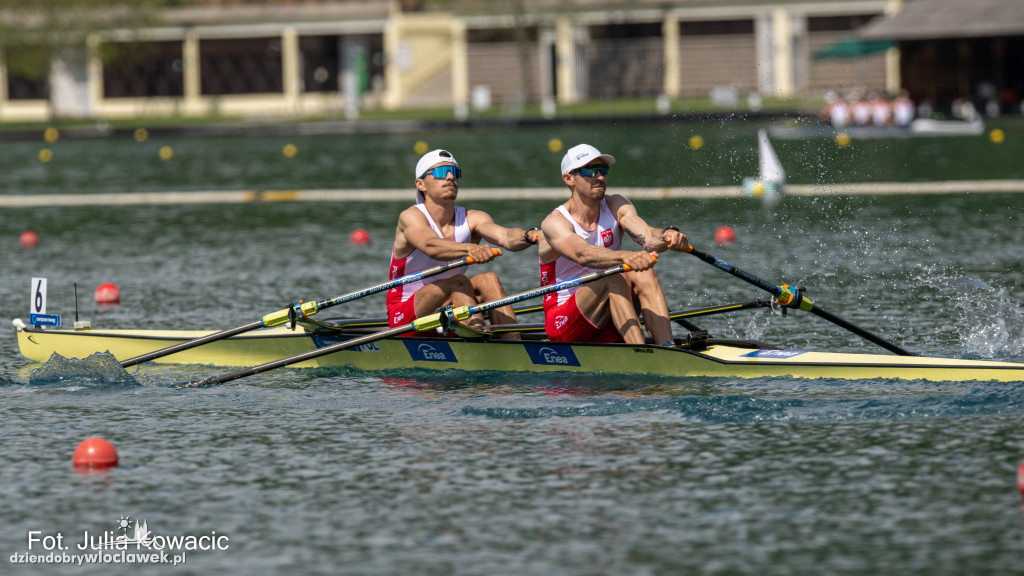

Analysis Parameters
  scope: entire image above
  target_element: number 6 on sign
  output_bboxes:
[31,277,47,315]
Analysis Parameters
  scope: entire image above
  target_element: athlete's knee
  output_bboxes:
[629,269,663,295]
[472,271,506,296]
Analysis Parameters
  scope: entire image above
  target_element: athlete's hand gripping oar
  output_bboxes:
[683,244,914,356]
[182,261,639,388]
[121,250,501,368]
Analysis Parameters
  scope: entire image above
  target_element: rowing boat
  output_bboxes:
[13,312,1024,382]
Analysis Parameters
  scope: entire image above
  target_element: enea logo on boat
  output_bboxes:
[311,334,381,352]
[404,341,457,362]
[526,344,580,367]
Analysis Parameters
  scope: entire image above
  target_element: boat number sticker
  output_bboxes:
[525,344,581,367]
[310,333,381,352]
[404,340,457,363]
[31,277,47,315]
[741,349,806,359]
[28,277,61,327]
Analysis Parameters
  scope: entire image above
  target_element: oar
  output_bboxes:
[684,245,915,356]
[182,262,636,388]
[121,250,499,368]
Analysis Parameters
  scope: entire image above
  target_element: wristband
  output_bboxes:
[524,227,539,245]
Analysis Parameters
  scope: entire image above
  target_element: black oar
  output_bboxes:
[121,251,498,368]
[684,245,914,356]
[182,263,634,388]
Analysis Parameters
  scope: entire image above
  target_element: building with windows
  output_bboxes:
[0,0,898,122]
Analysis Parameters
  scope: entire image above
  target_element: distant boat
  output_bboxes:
[742,129,785,198]
[766,118,984,140]
[909,117,985,136]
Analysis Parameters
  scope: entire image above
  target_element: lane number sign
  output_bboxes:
[30,277,60,327]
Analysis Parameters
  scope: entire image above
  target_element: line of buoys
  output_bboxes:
[20,230,39,248]
[72,437,118,468]
[95,282,121,305]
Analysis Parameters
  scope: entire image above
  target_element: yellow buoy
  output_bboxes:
[751,180,766,197]
[159,146,174,160]
[43,127,60,143]
[688,135,704,150]
[990,129,1005,144]
[38,148,53,163]
[283,143,298,158]
[413,141,429,155]
[548,138,564,153]
[835,132,851,147]
[134,128,149,143]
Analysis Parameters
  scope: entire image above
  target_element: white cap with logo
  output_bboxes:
[414,149,459,203]
[560,143,616,175]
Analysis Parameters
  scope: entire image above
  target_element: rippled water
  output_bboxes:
[3,124,1024,574]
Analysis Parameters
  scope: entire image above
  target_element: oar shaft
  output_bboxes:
[183,263,633,388]
[809,306,913,357]
[685,245,914,356]
[184,324,414,388]
[121,321,263,368]
[686,247,782,298]
[122,252,491,368]
[472,265,628,316]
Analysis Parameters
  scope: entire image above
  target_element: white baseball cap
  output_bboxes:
[415,149,458,179]
[414,149,459,203]
[560,143,616,175]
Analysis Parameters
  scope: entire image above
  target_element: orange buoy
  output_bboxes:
[714,226,737,245]
[20,231,39,248]
[72,437,119,468]
[349,228,371,245]
[95,283,121,305]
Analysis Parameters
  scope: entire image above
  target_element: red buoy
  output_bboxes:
[1017,462,1024,495]
[72,437,119,468]
[714,226,737,245]
[349,228,371,245]
[95,282,121,305]
[20,231,39,248]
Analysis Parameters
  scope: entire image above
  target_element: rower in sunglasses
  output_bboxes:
[538,143,690,346]
[387,149,541,339]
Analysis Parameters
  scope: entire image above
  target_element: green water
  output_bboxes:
[1,117,1022,195]
[2,119,1024,575]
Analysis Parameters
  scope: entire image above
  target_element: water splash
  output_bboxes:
[28,352,141,390]
[918,272,1024,358]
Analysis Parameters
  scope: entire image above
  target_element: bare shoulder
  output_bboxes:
[465,207,497,227]
[541,207,570,230]
[605,193,635,212]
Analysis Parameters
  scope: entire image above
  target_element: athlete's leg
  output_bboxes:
[572,275,645,344]
[470,271,520,340]
[624,269,673,345]
[413,274,485,329]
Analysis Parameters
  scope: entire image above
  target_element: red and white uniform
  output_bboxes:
[387,204,470,327]
[540,200,623,342]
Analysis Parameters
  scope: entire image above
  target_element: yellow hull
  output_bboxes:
[13,319,1024,382]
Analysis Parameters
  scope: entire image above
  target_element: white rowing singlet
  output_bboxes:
[387,204,470,308]
[540,200,620,308]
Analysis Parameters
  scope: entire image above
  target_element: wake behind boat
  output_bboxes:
[13,310,1024,383]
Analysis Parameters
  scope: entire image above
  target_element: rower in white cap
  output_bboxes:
[387,149,541,338]
[538,143,690,345]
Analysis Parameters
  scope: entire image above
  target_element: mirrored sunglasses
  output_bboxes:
[575,164,609,177]
[419,165,462,179]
